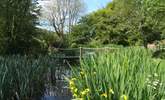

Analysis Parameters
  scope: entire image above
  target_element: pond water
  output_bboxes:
[41,66,72,100]
[41,78,72,100]
[41,96,71,100]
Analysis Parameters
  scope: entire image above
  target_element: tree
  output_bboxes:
[137,0,165,46]
[70,0,165,47]
[0,0,40,54]
[42,0,85,40]
[70,1,137,47]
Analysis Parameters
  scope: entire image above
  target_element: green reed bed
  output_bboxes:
[69,47,165,100]
[0,55,62,100]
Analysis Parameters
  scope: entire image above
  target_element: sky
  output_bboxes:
[85,0,112,13]
[38,0,112,13]
[37,0,112,30]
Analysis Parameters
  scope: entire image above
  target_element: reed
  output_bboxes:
[70,47,165,100]
[0,55,62,100]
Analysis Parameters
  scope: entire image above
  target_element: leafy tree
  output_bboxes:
[70,0,165,47]
[70,1,137,47]
[0,0,40,54]
[42,0,85,41]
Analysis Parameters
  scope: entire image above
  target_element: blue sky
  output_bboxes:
[38,0,112,13]
[37,0,112,30]
[85,0,112,13]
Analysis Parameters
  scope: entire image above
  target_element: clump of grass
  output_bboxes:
[70,47,165,100]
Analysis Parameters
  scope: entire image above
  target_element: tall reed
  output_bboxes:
[0,55,63,100]
[70,47,165,100]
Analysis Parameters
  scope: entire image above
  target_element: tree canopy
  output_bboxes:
[0,0,40,54]
[0,0,165,54]
[69,0,165,47]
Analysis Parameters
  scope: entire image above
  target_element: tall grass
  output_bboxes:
[70,47,165,100]
[0,55,63,100]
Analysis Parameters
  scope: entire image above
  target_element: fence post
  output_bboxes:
[79,47,82,62]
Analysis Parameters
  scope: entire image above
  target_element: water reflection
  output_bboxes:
[41,96,71,100]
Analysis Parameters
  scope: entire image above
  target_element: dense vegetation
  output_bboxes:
[1,0,165,53]
[70,0,165,47]
[0,0,41,54]
[0,55,64,100]
[0,0,165,99]
[70,47,165,100]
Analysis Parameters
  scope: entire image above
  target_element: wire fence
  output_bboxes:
[157,45,165,51]
[57,47,118,61]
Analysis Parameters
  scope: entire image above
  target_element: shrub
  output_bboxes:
[153,49,165,59]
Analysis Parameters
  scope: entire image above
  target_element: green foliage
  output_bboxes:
[0,55,62,100]
[153,40,165,59]
[0,0,40,54]
[70,0,165,47]
[153,49,165,59]
[160,60,165,67]
[25,28,69,55]
[31,29,59,54]
[70,47,165,100]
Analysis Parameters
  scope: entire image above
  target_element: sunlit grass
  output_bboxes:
[160,60,165,67]
[70,47,165,100]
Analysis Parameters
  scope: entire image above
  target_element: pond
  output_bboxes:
[42,96,71,100]
[41,57,74,100]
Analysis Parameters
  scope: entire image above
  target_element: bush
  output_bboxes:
[153,40,165,59]
[69,47,165,100]
[153,49,165,59]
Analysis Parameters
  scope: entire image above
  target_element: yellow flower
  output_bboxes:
[69,80,77,92]
[81,88,90,97]
[80,71,85,76]
[84,88,90,92]
[70,86,75,90]
[71,78,77,81]
[69,80,75,87]
[81,91,86,97]
[101,93,108,98]
[121,95,128,100]
[74,88,78,93]
[109,88,114,94]
[69,78,76,87]
[73,93,78,98]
